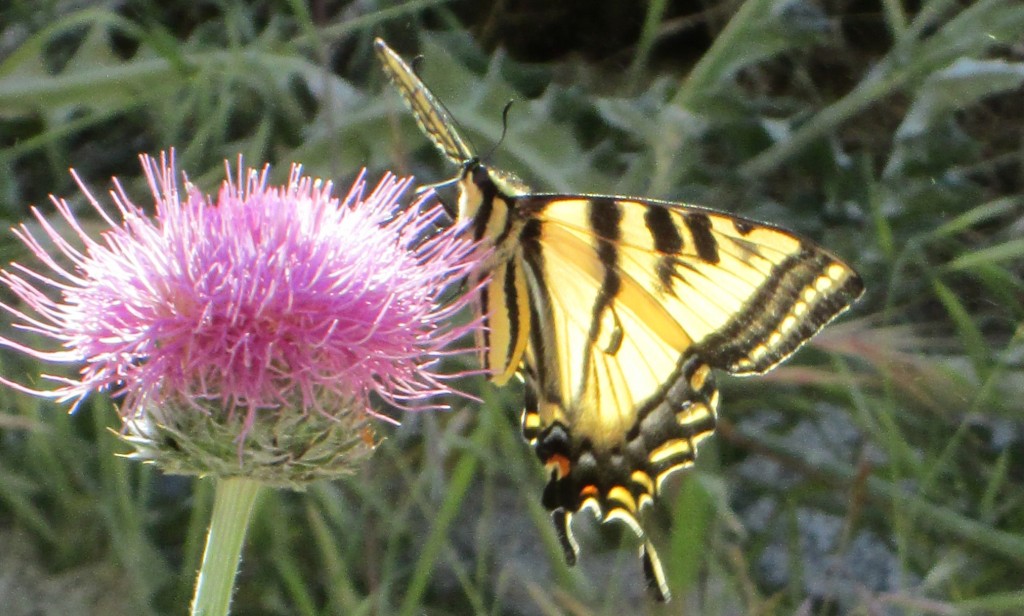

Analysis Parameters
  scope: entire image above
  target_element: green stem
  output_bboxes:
[191,477,263,616]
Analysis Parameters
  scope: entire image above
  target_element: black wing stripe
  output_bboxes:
[644,204,685,294]
[503,259,522,371]
[476,272,492,367]
[472,180,496,241]
[587,198,623,348]
[683,213,720,264]
[699,249,863,373]
[520,218,564,407]
[644,204,685,253]
[732,218,755,235]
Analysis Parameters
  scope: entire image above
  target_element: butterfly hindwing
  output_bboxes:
[375,38,864,602]
[521,344,718,602]
[477,252,532,386]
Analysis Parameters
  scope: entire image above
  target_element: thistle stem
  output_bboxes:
[191,476,263,616]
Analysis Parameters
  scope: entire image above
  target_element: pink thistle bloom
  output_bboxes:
[0,152,483,485]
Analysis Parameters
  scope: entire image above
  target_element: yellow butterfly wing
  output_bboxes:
[517,195,862,601]
[374,38,475,165]
[375,38,533,384]
[374,37,865,602]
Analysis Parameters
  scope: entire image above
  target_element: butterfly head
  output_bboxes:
[456,157,532,223]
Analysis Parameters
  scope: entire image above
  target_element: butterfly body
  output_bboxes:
[374,38,863,602]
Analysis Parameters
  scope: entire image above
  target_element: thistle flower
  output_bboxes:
[0,152,482,487]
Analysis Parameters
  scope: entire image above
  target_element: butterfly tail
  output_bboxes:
[552,508,579,565]
[641,540,671,602]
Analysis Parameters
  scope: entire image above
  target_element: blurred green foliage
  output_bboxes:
[1,0,1023,614]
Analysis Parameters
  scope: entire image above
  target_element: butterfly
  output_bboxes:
[374,38,863,602]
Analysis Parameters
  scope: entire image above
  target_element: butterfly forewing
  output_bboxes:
[525,196,863,375]
[375,38,864,603]
[520,200,688,441]
[374,38,475,165]
[374,38,533,384]
[516,197,858,527]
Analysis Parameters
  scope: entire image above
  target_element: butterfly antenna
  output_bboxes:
[483,99,515,161]
[410,54,425,75]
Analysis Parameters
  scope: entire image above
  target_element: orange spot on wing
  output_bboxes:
[545,454,571,479]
